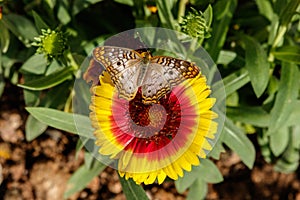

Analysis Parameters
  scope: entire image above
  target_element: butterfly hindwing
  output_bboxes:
[113,64,142,100]
[140,56,200,103]
[141,64,170,104]
[151,56,200,87]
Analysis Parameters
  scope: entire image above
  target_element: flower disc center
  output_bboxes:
[128,96,167,138]
[126,90,181,141]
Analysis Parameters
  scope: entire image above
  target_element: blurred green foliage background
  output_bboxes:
[0,0,299,199]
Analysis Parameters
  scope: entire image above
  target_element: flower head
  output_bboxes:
[89,68,218,185]
[33,29,68,60]
[180,7,212,40]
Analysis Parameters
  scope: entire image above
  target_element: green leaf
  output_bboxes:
[45,59,62,75]
[223,68,250,96]
[2,14,38,45]
[23,90,40,106]
[258,130,272,163]
[119,176,149,200]
[287,101,300,126]
[267,75,279,96]
[273,0,288,15]
[227,106,270,127]
[73,78,91,115]
[176,167,199,193]
[272,45,300,64]
[274,127,300,173]
[206,0,237,61]
[32,10,49,32]
[64,160,106,198]
[267,12,279,46]
[0,21,10,53]
[226,91,239,106]
[18,67,73,90]
[0,82,4,99]
[0,64,5,97]
[58,3,71,24]
[83,35,110,55]
[291,125,300,150]
[25,107,94,138]
[208,139,225,159]
[198,159,223,183]
[279,0,300,26]
[213,68,250,103]
[223,118,255,169]
[242,34,270,97]
[25,115,48,141]
[72,0,104,15]
[273,125,300,174]
[255,0,274,21]
[270,127,289,156]
[268,62,299,135]
[217,50,237,65]
[75,139,86,159]
[176,159,222,193]
[203,4,213,28]
[275,153,299,173]
[114,0,134,6]
[207,110,226,159]
[271,0,299,48]
[156,0,176,29]
[39,80,72,108]
[19,54,48,75]
[45,0,56,8]
[84,150,96,169]
[186,178,207,200]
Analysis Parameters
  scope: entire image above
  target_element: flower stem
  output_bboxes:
[272,26,287,49]
[66,50,79,71]
[177,0,188,23]
[268,25,287,62]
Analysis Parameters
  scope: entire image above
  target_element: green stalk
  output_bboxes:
[177,0,188,23]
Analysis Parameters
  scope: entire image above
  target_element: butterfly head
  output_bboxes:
[140,51,152,64]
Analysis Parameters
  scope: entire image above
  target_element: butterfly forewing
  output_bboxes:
[93,46,143,100]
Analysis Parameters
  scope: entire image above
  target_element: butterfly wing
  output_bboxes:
[93,46,142,100]
[141,56,200,104]
[141,63,170,104]
[153,56,200,85]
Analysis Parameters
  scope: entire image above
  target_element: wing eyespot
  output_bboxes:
[117,61,122,66]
